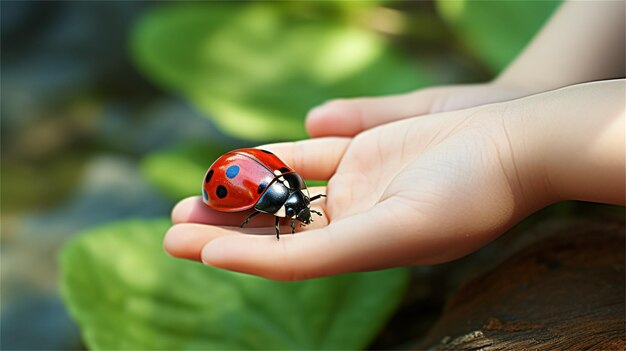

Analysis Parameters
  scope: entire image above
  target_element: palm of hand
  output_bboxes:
[322,107,524,267]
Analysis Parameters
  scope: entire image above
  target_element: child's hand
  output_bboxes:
[304,0,625,139]
[305,82,530,137]
[165,80,624,281]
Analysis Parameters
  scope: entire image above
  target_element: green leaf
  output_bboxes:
[60,219,409,350]
[437,0,562,72]
[131,3,431,141]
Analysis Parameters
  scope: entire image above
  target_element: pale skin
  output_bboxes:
[165,1,625,281]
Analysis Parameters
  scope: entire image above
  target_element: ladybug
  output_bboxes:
[202,148,325,240]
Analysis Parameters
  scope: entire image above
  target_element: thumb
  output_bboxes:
[306,89,439,137]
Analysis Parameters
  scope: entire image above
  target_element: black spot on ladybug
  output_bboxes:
[202,187,208,201]
[205,170,214,183]
[279,167,290,174]
[260,149,273,154]
[225,165,240,179]
[216,185,228,199]
[257,181,268,194]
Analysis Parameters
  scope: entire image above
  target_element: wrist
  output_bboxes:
[513,80,625,205]
[485,100,557,211]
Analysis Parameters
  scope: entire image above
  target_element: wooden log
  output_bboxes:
[418,219,625,350]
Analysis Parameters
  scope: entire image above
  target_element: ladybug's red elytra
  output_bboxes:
[202,148,325,240]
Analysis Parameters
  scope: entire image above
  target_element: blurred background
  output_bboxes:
[4,1,606,350]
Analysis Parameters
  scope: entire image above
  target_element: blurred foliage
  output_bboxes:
[60,219,409,350]
[2,153,88,212]
[140,143,231,200]
[131,2,433,141]
[130,1,561,141]
[141,150,206,200]
[436,0,561,72]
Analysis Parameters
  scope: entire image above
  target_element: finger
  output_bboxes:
[257,137,350,180]
[165,202,331,262]
[172,187,328,226]
[172,196,273,226]
[306,90,438,137]
[200,198,440,281]
[164,224,292,261]
[164,223,234,261]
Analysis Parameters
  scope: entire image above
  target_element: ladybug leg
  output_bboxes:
[274,217,281,240]
[310,194,326,202]
[240,211,261,228]
[290,219,296,234]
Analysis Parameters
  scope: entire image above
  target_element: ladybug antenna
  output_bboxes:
[311,210,323,217]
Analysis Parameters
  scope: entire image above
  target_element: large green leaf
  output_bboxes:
[437,0,562,73]
[60,219,409,350]
[131,3,431,141]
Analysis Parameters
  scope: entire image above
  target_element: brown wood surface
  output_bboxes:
[417,219,625,350]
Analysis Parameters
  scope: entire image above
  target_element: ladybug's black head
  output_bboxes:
[296,207,312,225]
[284,190,311,224]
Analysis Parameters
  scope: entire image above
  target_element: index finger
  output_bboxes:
[258,137,350,181]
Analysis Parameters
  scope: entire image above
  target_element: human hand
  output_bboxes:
[305,82,531,137]
[165,80,624,281]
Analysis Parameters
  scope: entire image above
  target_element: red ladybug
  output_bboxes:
[202,148,325,239]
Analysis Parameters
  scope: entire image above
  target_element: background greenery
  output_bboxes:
[2,1,564,349]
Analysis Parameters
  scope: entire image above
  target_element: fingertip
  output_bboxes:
[306,100,359,137]
[200,235,291,280]
[305,104,330,137]
[171,196,202,224]
[163,224,194,259]
[200,238,221,266]
[164,223,233,261]
[200,235,247,268]
[307,91,437,137]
